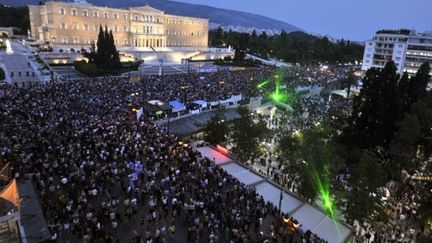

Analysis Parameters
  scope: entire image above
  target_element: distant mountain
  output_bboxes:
[3,0,301,34]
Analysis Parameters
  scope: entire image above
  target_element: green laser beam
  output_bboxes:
[257,79,271,88]
[308,165,342,238]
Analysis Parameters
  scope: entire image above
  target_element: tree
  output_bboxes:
[398,72,410,112]
[341,187,387,226]
[203,108,229,146]
[351,151,387,191]
[343,70,356,98]
[408,62,431,106]
[344,61,402,149]
[389,114,422,175]
[91,25,122,72]
[83,41,97,63]
[231,105,270,162]
[278,124,343,202]
[108,30,121,69]
[95,25,107,69]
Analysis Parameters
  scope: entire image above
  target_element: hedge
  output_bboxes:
[74,61,98,77]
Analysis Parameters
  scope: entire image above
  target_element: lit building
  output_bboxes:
[362,29,432,76]
[28,0,208,49]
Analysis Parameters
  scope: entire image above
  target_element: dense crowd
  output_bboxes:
[0,68,329,242]
[140,68,274,104]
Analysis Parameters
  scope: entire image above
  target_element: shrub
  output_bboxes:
[74,61,97,77]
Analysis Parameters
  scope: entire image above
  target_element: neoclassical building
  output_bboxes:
[28,0,209,49]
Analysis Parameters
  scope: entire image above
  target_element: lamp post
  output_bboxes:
[276,190,283,238]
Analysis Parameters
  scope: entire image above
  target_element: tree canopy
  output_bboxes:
[209,28,363,65]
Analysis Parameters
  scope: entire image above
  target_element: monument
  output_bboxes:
[5,39,14,55]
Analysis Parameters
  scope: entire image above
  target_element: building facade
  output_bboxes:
[28,0,208,49]
[362,29,432,76]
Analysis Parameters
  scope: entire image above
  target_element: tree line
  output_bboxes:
[209,27,364,65]
[0,5,29,35]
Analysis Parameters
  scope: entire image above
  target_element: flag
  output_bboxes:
[0,179,20,209]
[0,163,11,182]
[136,107,143,121]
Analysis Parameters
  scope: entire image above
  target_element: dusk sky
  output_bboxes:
[177,0,432,41]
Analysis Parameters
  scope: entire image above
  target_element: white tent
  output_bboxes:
[193,100,208,108]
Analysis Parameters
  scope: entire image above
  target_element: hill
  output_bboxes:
[1,0,301,34]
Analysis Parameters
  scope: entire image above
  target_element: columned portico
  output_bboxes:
[132,35,167,48]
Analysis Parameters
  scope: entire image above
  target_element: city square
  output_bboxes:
[0,0,431,243]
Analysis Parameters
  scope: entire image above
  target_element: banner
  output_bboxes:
[0,179,20,209]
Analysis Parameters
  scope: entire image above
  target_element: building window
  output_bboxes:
[135,15,139,21]
[73,37,79,44]
[94,25,98,31]
[114,13,118,19]
[93,11,98,18]
[83,10,88,17]
[104,12,109,19]
[123,14,128,20]
[114,26,118,32]
[60,22,67,29]
[150,15,153,22]
[84,24,89,31]
[72,9,77,16]
[61,36,68,43]
[123,26,128,32]
[72,23,78,30]
[60,8,65,15]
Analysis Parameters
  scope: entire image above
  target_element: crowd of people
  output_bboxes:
[0,68,330,242]
[139,67,274,104]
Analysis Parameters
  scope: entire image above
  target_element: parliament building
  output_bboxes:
[29,0,209,49]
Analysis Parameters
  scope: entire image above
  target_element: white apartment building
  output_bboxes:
[362,29,432,76]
